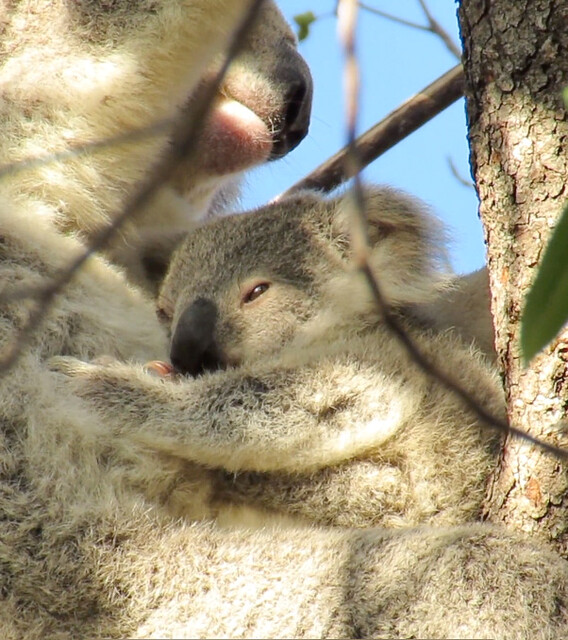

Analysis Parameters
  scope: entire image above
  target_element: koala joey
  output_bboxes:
[52,185,505,530]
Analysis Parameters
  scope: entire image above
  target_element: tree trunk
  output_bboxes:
[458,0,568,554]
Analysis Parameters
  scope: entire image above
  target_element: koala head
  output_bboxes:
[158,186,450,376]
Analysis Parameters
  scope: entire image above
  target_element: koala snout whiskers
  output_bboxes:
[170,298,224,377]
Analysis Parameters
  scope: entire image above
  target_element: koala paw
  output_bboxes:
[47,356,128,412]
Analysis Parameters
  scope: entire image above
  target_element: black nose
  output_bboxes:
[170,298,223,377]
[270,46,313,159]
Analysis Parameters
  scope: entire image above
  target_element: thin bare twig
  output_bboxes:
[447,156,475,189]
[359,1,461,60]
[0,0,266,374]
[336,0,368,258]
[358,3,428,30]
[280,64,464,197]
[415,0,462,59]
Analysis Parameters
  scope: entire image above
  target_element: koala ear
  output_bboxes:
[325,188,410,255]
[326,185,452,307]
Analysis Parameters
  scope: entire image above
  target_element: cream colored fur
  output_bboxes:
[0,0,310,512]
[41,187,568,638]
[3,192,568,637]
[1,2,566,636]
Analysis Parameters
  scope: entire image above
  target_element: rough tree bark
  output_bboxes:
[458,0,568,554]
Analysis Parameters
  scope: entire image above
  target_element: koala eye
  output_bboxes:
[243,282,270,304]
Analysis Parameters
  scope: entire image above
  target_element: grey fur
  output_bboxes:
[421,267,496,360]
[57,186,504,529]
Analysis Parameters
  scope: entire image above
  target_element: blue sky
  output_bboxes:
[240,1,484,275]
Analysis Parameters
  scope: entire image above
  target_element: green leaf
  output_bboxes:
[294,11,316,42]
[521,201,568,364]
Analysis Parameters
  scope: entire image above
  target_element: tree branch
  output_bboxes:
[280,64,464,197]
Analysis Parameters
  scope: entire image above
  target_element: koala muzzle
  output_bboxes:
[170,298,224,377]
[270,46,313,159]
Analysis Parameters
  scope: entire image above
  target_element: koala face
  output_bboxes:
[2,1,312,231]
[159,186,449,377]
[159,193,334,375]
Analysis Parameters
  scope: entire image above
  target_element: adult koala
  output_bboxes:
[29,186,568,638]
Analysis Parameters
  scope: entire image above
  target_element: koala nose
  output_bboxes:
[270,47,313,159]
[170,298,223,377]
